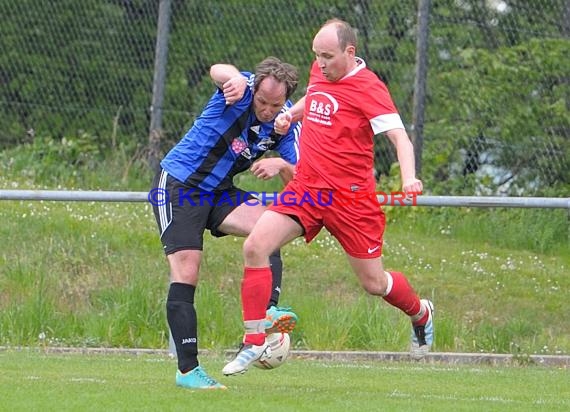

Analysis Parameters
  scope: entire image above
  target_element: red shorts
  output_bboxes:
[269,180,386,258]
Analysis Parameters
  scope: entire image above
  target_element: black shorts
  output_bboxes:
[151,169,255,255]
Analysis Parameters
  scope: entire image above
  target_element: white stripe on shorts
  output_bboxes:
[158,170,172,237]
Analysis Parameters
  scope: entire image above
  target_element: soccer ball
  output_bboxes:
[253,332,291,370]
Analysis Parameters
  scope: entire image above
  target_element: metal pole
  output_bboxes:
[148,0,172,171]
[411,0,431,175]
[1,190,569,209]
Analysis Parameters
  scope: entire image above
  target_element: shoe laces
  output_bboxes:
[233,343,249,359]
[235,342,268,360]
[194,367,219,386]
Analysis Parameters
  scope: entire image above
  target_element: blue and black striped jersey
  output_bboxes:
[161,72,301,192]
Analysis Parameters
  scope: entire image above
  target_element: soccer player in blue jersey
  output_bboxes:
[151,57,301,389]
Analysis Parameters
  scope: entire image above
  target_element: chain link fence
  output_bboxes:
[1,0,568,194]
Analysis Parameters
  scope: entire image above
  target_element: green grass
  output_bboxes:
[0,150,569,356]
[1,350,568,412]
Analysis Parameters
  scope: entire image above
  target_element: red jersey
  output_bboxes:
[295,58,405,191]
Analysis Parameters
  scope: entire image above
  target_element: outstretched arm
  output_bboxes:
[385,128,423,195]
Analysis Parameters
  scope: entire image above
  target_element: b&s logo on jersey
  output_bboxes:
[307,91,339,127]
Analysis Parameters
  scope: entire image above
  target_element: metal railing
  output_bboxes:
[1,190,568,209]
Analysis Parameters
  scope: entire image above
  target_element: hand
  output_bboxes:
[274,111,292,135]
[402,178,423,198]
[250,158,284,180]
[222,76,246,105]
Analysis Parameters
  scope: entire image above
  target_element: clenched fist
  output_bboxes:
[274,111,292,135]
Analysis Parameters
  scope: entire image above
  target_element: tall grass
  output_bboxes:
[0,146,568,355]
[390,205,569,255]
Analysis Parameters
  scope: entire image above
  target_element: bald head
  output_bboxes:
[318,19,358,51]
[312,19,357,82]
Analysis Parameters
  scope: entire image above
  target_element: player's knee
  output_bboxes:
[242,236,258,257]
[362,284,383,296]
[360,277,388,296]
[243,236,266,263]
[167,250,200,284]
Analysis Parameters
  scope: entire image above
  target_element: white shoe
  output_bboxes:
[222,342,271,376]
[411,299,434,360]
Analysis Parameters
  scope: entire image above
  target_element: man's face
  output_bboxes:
[253,77,287,123]
[312,25,355,82]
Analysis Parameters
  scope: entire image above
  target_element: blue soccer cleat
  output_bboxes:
[265,305,298,333]
[176,366,226,390]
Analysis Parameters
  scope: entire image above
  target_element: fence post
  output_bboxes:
[148,0,172,172]
[411,0,431,175]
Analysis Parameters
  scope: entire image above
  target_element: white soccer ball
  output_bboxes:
[253,332,291,370]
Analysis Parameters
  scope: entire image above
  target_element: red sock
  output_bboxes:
[242,266,272,345]
[382,271,425,324]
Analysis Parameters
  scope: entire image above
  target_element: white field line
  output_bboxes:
[2,347,569,367]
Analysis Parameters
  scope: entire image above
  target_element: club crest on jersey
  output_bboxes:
[256,138,274,151]
[231,137,248,154]
[307,91,339,126]
[241,147,252,159]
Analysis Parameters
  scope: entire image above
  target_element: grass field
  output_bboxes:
[1,196,568,355]
[1,142,569,410]
[1,151,569,355]
[1,349,569,412]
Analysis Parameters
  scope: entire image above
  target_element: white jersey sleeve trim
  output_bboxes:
[370,113,405,134]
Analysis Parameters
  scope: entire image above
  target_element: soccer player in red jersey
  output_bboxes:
[223,18,434,375]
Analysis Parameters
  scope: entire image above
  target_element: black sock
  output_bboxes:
[166,282,198,373]
[268,249,283,308]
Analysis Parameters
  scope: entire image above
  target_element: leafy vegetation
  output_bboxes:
[1,0,568,193]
